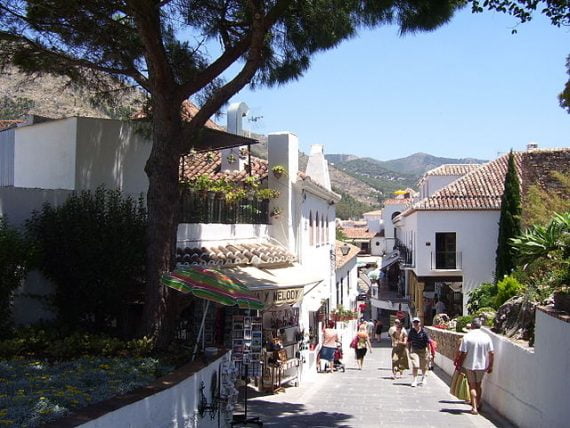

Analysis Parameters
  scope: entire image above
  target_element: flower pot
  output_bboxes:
[553,290,570,313]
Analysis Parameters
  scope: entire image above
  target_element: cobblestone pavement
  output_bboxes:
[237,339,515,427]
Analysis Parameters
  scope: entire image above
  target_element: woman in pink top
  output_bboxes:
[320,320,339,373]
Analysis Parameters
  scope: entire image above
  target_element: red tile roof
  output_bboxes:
[342,227,376,239]
[176,242,295,267]
[180,151,268,183]
[0,120,22,131]
[403,152,523,214]
[424,164,481,177]
[335,241,361,269]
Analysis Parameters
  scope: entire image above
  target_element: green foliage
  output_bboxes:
[455,315,475,332]
[495,275,524,308]
[523,172,570,228]
[495,150,522,282]
[185,174,279,201]
[0,95,35,119]
[467,282,498,314]
[335,189,377,219]
[0,327,154,360]
[511,211,570,298]
[25,188,147,333]
[560,54,570,114]
[336,227,347,241]
[474,307,497,326]
[0,218,30,336]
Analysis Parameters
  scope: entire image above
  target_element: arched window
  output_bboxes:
[309,211,313,246]
[326,216,329,244]
[321,215,325,245]
[315,212,320,246]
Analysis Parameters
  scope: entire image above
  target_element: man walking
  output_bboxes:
[407,316,430,387]
[455,317,494,415]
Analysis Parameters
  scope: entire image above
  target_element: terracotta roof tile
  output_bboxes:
[175,242,296,268]
[335,241,360,269]
[342,227,376,239]
[424,164,481,177]
[0,120,22,131]
[404,152,523,213]
[180,151,268,183]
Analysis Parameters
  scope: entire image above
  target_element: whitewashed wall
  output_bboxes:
[432,311,569,428]
[420,175,463,198]
[399,210,499,311]
[177,223,269,246]
[79,353,232,428]
[14,118,77,189]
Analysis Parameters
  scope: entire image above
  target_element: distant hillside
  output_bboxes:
[378,152,486,177]
[325,152,487,202]
[326,154,360,164]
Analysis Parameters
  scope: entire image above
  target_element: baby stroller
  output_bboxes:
[332,343,345,372]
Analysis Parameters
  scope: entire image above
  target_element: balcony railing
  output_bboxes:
[431,251,462,270]
[395,238,414,268]
[180,190,270,224]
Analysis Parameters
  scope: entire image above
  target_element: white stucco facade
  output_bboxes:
[396,209,499,312]
[10,117,150,196]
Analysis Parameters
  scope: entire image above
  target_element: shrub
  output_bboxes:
[0,218,30,336]
[455,315,475,333]
[467,282,498,314]
[26,188,146,334]
[475,307,497,327]
[495,275,524,308]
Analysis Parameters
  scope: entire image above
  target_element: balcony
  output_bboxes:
[395,239,414,268]
[180,190,270,224]
[431,251,462,270]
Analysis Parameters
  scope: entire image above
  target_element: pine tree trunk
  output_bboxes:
[140,92,183,349]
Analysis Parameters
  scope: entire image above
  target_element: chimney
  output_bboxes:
[267,132,299,252]
[221,102,249,171]
[305,144,332,190]
[527,142,539,152]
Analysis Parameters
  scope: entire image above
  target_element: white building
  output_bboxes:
[394,148,570,322]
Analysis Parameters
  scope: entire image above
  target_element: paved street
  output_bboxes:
[238,339,514,427]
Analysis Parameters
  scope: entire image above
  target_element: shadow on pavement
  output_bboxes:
[236,401,352,427]
[440,408,473,415]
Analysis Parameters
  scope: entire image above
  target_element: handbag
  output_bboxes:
[450,370,461,396]
[457,373,471,402]
[350,336,358,349]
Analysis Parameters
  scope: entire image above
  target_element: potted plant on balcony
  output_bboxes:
[226,153,237,164]
[271,165,286,179]
[270,207,282,219]
[239,147,249,159]
[255,188,280,200]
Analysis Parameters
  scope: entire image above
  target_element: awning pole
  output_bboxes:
[192,300,210,361]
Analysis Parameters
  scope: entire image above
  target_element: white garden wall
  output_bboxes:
[432,308,569,428]
[78,352,234,428]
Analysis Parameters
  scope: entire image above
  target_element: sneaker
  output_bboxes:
[411,379,417,387]
[420,375,427,386]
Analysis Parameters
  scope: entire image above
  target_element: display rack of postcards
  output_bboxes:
[232,315,262,377]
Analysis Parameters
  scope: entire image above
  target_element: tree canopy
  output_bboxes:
[0,0,464,346]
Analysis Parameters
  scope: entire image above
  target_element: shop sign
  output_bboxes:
[255,287,304,307]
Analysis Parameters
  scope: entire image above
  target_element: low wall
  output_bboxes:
[46,352,235,428]
[428,307,570,428]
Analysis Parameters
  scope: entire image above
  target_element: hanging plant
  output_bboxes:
[270,207,282,218]
[244,176,260,189]
[271,165,286,179]
[226,153,237,164]
[205,152,215,163]
[255,188,280,200]
[239,147,249,159]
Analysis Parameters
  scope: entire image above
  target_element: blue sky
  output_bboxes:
[224,8,569,161]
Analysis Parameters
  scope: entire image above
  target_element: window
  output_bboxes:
[315,212,320,246]
[321,215,325,245]
[309,211,313,246]
[340,277,344,305]
[435,232,456,269]
[326,217,329,244]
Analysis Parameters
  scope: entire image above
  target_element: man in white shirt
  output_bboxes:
[455,318,494,415]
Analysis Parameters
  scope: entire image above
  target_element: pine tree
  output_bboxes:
[495,150,522,282]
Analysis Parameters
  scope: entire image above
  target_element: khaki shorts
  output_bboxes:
[409,348,429,371]
[466,369,486,384]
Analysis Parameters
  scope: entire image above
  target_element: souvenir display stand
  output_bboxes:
[260,307,301,393]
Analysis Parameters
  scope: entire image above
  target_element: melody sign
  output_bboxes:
[255,287,303,308]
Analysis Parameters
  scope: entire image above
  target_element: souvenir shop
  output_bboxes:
[229,285,307,393]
